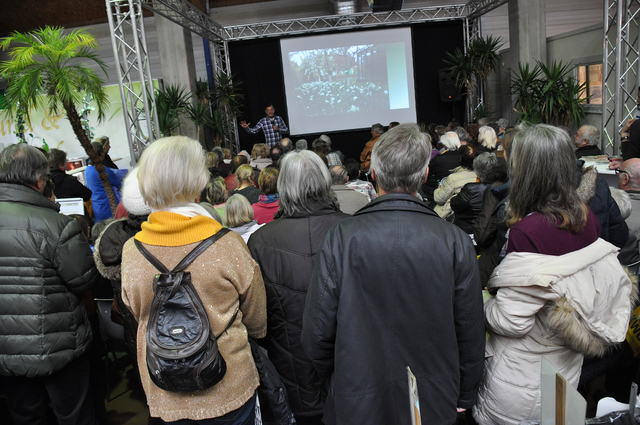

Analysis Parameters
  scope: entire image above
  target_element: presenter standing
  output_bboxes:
[240,104,289,148]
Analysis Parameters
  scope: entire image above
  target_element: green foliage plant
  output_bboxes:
[445,35,503,120]
[0,26,118,215]
[510,60,587,127]
[154,84,190,137]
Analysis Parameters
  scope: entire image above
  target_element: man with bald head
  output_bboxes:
[617,158,640,239]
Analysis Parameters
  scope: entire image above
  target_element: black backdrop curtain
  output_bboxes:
[228,20,464,161]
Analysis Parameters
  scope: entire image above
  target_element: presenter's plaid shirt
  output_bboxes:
[243,116,288,147]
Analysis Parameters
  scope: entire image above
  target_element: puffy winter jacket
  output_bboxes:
[473,238,636,425]
[434,167,477,218]
[247,201,349,418]
[0,183,99,377]
[474,181,510,288]
[576,163,628,248]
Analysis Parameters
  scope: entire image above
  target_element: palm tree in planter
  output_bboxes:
[0,26,118,215]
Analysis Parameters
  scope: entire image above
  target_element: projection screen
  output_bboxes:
[280,27,417,135]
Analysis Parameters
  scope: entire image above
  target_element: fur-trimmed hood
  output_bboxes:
[489,238,637,357]
[94,216,146,281]
[576,164,598,204]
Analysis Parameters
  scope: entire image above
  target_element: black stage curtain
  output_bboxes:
[228,20,465,162]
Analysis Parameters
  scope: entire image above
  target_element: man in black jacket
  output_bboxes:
[301,123,486,425]
[0,144,100,425]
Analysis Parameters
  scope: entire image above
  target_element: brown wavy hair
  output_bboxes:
[506,124,588,232]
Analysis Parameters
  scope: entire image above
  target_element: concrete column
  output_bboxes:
[155,15,198,139]
[508,0,546,66]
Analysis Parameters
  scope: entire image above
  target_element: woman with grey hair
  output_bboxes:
[450,152,505,235]
[476,125,498,153]
[247,150,349,424]
[473,124,634,425]
[421,131,462,203]
[120,136,266,424]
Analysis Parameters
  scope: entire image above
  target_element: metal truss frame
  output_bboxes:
[140,0,225,42]
[138,0,240,151]
[106,0,160,165]
[224,5,473,40]
[463,17,482,121]
[107,0,508,155]
[602,0,640,155]
[467,0,510,21]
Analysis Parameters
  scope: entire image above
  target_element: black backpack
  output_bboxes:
[134,228,236,393]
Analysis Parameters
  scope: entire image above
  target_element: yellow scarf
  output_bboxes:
[135,211,223,246]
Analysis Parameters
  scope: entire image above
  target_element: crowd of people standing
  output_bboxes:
[0,116,637,425]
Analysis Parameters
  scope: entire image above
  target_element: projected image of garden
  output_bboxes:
[288,45,390,117]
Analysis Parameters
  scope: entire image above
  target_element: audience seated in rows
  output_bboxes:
[225,155,248,193]
[250,143,272,171]
[475,125,498,153]
[422,131,461,202]
[359,123,384,173]
[574,125,603,159]
[343,158,377,202]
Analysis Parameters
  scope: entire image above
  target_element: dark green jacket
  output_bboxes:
[0,183,99,377]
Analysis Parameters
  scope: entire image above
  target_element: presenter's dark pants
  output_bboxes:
[0,354,95,425]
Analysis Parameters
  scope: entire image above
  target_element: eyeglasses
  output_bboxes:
[615,168,629,177]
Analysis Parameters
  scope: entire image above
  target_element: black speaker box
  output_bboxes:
[439,69,462,102]
[368,0,403,12]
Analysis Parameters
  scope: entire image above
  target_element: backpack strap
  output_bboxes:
[134,228,231,273]
[216,309,239,339]
[171,228,231,273]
